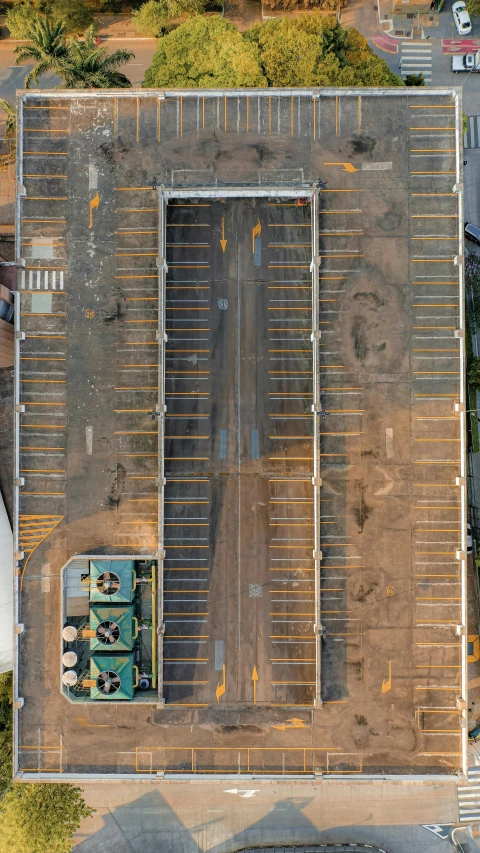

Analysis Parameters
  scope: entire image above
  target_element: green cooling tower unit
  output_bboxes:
[89,560,136,604]
[89,605,138,652]
[90,653,138,700]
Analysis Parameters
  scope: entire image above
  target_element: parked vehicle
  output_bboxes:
[467,522,473,555]
[465,222,480,246]
[452,0,472,34]
[0,299,13,324]
[452,52,480,72]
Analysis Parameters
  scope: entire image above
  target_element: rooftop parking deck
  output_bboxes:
[13,88,468,780]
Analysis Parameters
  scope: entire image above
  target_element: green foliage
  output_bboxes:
[46,0,93,35]
[0,100,15,141]
[5,2,37,39]
[467,252,480,326]
[404,72,425,86]
[12,16,134,88]
[0,783,93,853]
[262,0,341,9]
[245,15,403,87]
[133,0,206,35]
[59,25,134,87]
[464,112,469,134]
[469,356,480,388]
[143,15,267,88]
[467,0,480,16]
[13,15,69,88]
[0,672,12,795]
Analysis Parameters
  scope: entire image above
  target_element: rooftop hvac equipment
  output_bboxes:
[62,651,78,667]
[62,670,78,687]
[90,653,138,701]
[89,560,136,605]
[62,625,78,642]
[89,605,138,652]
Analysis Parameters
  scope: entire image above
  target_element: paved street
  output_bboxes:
[72,778,458,853]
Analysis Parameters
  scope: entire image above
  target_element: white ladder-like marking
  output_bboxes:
[400,41,432,82]
[458,766,480,823]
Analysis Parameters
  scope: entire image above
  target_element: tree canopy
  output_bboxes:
[6,0,92,37]
[0,783,93,853]
[467,0,480,16]
[142,15,267,88]
[13,16,69,88]
[142,13,402,89]
[246,15,403,87]
[45,0,93,35]
[58,25,134,88]
[5,2,38,39]
[132,0,206,36]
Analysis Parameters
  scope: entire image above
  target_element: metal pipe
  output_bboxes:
[454,87,468,780]
[156,189,167,706]
[311,188,322,708]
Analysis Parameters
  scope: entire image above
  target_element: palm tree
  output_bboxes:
[14,16,69,88]
[0,100,15,140]
[59,26,134,89]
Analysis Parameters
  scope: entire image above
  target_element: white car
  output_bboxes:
[452,1,472,35]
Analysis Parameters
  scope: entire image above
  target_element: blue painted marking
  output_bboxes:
[253,236,261,267]
[251,429,259,460]
[220,429,227,459]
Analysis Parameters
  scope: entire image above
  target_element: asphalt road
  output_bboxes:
[0,39,157,105]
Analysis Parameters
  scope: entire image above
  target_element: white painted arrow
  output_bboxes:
[224,789,260,798]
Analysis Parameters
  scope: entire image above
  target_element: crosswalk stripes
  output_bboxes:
[464,115,480,149]
[458,766,480,823]
[400,41,432,83]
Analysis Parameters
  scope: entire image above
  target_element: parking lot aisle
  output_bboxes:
[315,182,365,703]
[18,99,69,586]
[265,200,316,707]
[407,103,464,767]
[162,200,212,707]
[113,186,159,552]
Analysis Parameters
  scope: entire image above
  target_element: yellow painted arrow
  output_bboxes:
[272,717,309,731]
[323,162,358,173]
[89,191,100,227]
[252,219,261,254]
[251,665,258,705]
[216,664,226,703]
[220,217,227,253]
[381,660,392,694]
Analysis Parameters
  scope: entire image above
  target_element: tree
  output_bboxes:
[467,0,480,15]
[246,15,403,87]
[404,72,425,86]
[133,0,206,36]
[0,672,12,796]
[59,26,134,88]
[47,0,93,35]
[469,357,480,388]
[0,101,16,141]
[0,783,93,853]
[5,2,38,39]
[143,15,266,88]
[13,16,69,88]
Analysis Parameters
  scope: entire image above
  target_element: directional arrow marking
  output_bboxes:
[216,663,226,703]
[323,162,358,173]
[224,789,260,798]
[251,665,258,706]
[89,191,100,228]
[220,217,227,252]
